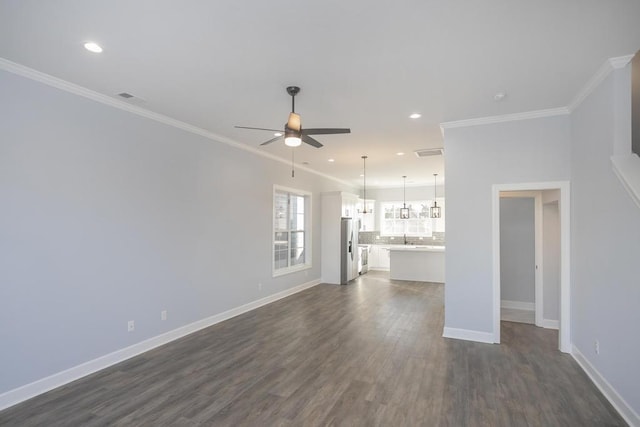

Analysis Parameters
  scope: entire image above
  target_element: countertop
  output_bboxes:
[388,245,445,252]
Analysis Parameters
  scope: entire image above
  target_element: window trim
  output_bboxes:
[272,185,312,277]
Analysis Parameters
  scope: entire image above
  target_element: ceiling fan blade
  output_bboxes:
[260,135,283,146]
[287,113,301,131]
[235,126,282,132]
[302,134,323,148]
[302,128,351,135]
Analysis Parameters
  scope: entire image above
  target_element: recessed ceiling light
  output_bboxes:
[328,158,335,162]
[396,152,405,156]
[83,42,103,53]
[494,92,507,102]
[274,132,282,136]
[409,113,421,119]
[360,174,364,177]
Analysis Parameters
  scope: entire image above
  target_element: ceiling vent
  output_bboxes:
[116,92,146,105]
[414,148,444,158]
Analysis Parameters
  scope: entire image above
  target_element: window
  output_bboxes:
[273,186,311,276]
[380,198,445,236]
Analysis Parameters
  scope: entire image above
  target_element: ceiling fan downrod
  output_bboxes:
[286,86,300,113]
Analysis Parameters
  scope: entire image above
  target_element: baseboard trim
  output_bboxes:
[541,319,559,330]
[0,279,321,411]
[572,345,640,427]
[501,300,535,311]
[442,327,495,344]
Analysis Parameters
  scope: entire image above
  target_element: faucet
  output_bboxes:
[404,234,408,245]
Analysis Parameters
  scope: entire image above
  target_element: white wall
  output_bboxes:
[443,115,570,333]
[0,70,355,395]
[500,197,535,304]
[570,64,640,416]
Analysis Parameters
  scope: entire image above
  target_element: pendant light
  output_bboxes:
[400,176,409,219]
[430,173,441,218]
[361,155,369,214]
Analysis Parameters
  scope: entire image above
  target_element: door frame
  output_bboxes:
[492,181,571,353]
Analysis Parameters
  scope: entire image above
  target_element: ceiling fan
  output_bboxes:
[235,86,350,148]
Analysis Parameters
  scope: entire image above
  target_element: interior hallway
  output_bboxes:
[0,271,624,426]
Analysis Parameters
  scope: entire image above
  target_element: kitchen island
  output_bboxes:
[389,245,445,283]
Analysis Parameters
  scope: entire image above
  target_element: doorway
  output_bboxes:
[499,195,537,325]
[492,182,571,353]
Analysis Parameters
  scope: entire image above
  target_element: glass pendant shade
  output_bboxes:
[400,207,410,219]
[430,203,441,218]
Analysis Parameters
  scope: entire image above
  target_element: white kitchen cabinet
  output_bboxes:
[342,194,358,218]
[357,199,375,231]
[369,246,379,268]
[389,246,445,282]
[369,245,390,270]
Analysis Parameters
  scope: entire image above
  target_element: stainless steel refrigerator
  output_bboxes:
[340,217,359,285]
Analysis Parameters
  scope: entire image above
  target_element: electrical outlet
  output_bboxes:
[258,282,263,291]
[161,310,167,321]
[594,340,600,354]
[128,320,135,332]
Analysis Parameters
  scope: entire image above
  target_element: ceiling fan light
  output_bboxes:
[285,136,302,147]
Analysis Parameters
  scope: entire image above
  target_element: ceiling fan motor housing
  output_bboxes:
[285,127,300,138]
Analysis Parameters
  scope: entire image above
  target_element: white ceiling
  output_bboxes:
[1,1,640,188]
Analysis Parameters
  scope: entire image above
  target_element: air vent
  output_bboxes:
[414,148,444,158]
[116,92,146,105]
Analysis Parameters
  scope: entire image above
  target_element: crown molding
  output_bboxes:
[567,54,634,112]
[609,54,634,70]
[440,54,635,132]
[440,107,570,131]
[0,57,355,189]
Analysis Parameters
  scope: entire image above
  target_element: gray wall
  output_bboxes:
[500,197,535,304]
[444,63,640,415]
[570,65,640,413]
[0,70,355,394]
[443,116,570,332]
[542,201,560,322]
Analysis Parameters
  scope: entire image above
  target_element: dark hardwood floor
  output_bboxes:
[0,271,625,426]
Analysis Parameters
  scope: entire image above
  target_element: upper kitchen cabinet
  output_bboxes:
[357,199,375,231]
[341,193,359,218]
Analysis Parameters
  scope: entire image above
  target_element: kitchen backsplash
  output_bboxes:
[359,231,445,246]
